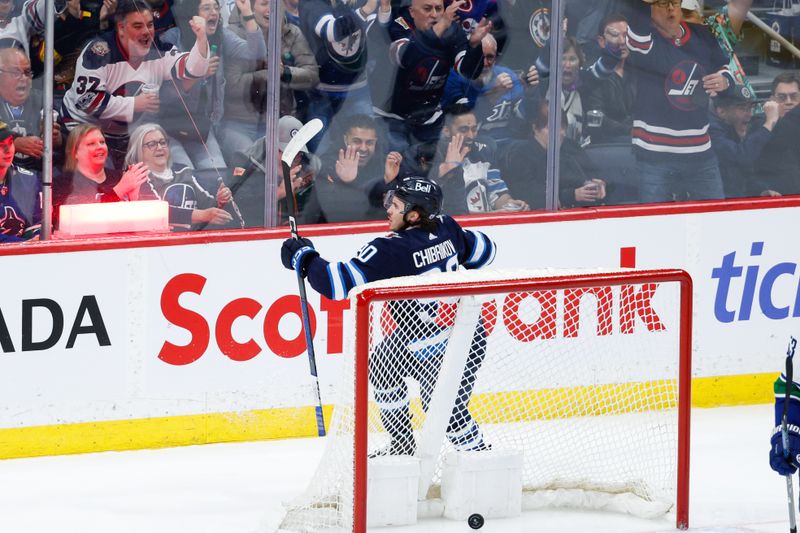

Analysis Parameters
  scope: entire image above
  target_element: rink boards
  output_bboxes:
[0,198,797,458]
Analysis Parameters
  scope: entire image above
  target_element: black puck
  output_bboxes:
[467,513,484,529]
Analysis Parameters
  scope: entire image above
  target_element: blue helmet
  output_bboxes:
[387,177,443,219]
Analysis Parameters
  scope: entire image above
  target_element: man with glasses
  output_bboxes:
[442,33,526,146]
[755,73,800,196]
[61,0,211,170]
[0,47,63,172]
[611,0,734,203]
[770,72,800,119]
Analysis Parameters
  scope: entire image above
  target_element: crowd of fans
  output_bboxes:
[0,0,797,241]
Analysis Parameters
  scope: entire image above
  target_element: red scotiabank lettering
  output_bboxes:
[620,283,665,333]
[217,297,261,361]
[158,274,351,366]
[563,287,613,337]
[159,273,210,365]
[500,284,664,342]
[158,273,665,365]
[320,296,349,354]
[504,291,558,341]
[264,295,317,358]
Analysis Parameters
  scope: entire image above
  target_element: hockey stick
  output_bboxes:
[280,118,325,437]
[783,336,798,533]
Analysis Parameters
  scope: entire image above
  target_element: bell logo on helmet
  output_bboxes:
[413,181,432,193]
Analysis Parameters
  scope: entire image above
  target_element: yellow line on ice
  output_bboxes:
[0,373,775,459]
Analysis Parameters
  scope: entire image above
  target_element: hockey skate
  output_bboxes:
[368,436,417,457]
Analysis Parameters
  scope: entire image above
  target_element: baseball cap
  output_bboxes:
[714,84,762,106]
[279,115,309,154]
[681,0,702,11]
[0,121,12,143]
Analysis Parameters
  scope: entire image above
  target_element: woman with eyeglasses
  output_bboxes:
[53,124,151,227]
[157,0,266,170]
[125,123,234,229]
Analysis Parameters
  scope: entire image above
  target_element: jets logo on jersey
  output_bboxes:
[163,183,198,210]
[411,58,446,90]
[326,30,365,71]
[528,8,550,48]
[665,60,707,111]
[0,205,26,237]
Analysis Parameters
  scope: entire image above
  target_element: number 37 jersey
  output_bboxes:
[306,215,496,301]
[61,34,204,138]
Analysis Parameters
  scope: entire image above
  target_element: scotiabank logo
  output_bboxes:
[158,273,349,366]
[712,241,800,323]
[159,273,665,366]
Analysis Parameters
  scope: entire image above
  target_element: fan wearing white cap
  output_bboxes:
[277,116,318,210]
[680,0,703,19]
[609,0,736,203]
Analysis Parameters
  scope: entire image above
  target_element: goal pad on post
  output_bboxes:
[280,268,692,532]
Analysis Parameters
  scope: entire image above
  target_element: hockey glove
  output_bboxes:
[770,425,800,476]
[281,237,319,277]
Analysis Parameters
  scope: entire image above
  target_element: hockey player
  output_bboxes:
[61,0,211,169]
[280,176,496,454]
[0,124,42,242]
[769,372,800,476]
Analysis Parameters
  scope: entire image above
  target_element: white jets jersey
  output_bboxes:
[61,33,208,139]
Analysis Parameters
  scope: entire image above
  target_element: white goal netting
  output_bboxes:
[279,268,691,532]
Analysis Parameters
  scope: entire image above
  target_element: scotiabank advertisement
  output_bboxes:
[0,203,798,434]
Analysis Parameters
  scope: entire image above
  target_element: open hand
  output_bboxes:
[15,136,44,158]
[702,72,729,97]
[336,145,360,183]
[469,17,492,47]
[115,162,150,200]
[384,151,402,183]
[195,207,233,225]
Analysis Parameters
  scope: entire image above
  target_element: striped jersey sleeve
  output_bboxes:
[461,228,496,269]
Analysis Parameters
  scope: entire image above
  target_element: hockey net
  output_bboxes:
[280,268,692,532]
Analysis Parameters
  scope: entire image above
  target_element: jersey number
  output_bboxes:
[422,255,458,275]
[356,244,378,263]
[74,76,101,94]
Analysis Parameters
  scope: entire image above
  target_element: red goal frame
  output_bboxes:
[352,269,693,532]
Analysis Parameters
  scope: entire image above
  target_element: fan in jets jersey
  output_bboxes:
[282,176,496,455]
[60,0,209,149]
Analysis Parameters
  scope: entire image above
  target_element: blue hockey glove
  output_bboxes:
[770,425,800,476]
[280,237,318,277]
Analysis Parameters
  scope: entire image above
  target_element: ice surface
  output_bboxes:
[0,404,793,533]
